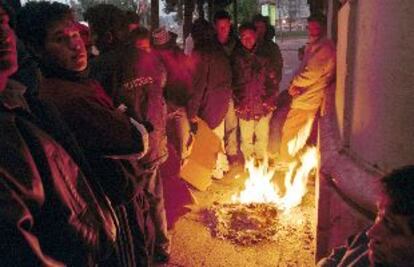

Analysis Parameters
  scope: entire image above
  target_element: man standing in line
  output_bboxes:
[213,10,240,166]
[232,23,278,164]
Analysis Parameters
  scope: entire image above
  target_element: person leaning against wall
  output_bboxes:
[269,12,336,165]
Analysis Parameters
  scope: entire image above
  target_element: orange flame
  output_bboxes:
[231,119,318,211]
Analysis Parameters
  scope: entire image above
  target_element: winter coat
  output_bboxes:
[89,46,125,104]
[0,80,116,266]
[232,46,279,121]
[216,36,239,58]
[39,73,153,267]
[289,37,336,111]
[120,48,169,166]
[90,45,168,166]
[256,39,284,80]
[187,48,232,129]
[39,76,149,199]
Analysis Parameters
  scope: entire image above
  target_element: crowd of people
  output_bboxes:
[2,0,412,266]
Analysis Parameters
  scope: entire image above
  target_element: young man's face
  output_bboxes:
[128,23,139,32]
[254,21,266,41]
[214,18,231,43]
[366,195,414,267]
[135,38,151,53]
[307,21,323,40]
[0,7,17,77]
[44,18,87,72]
[240,29,256,51]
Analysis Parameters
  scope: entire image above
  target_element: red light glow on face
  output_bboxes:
[215,19,231,43]
[135,38,151,52]
[240,29,256,51]
[307,21,322,39]
[44,19,88,72]
[0,7,18,76]
[366,196,414,266]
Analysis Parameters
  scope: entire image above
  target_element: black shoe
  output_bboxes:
[154,249,170,263]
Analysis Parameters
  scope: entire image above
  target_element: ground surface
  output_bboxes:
[162,164,316,267]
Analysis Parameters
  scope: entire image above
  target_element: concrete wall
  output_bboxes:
[317,83,379,261]
[334,1,349,140]
[348,0,414,171]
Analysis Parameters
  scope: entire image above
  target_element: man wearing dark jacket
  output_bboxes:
[213,10,240,165]
[152,27,194,167]
[0,1,116,265]
[85,6,170,263]
[232,23,279,163]
[16,2,151,266]
[188,18,233,179]
[125,27,171,263]
[252,14,283,81]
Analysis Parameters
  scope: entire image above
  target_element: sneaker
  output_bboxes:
[216,152,229,172]
[211,167,224,179]
[212,152,229,179]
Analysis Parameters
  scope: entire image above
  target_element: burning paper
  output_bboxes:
[203,203,279,245]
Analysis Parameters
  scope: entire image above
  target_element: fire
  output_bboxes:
[231,118,319,211]
[287,116,314,157]
[278,146,318,209]
[231,158,278,204]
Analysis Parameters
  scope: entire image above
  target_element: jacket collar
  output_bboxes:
[307,36,328,52]
[39,60,89,82]
[0,79,30,111]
